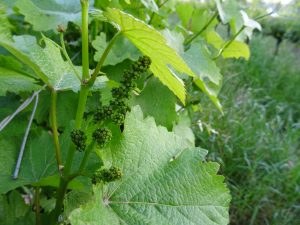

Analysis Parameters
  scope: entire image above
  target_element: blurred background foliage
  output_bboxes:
[188,0,300,224]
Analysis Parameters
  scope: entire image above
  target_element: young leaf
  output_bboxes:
[176,3,217,34]
[15,0,82,31]
[103,8,196,103]
[214,0,241,24]
[0,35,109,91]
[69,106,230,225]
[206,31,250,60]
[221,41,250,60]
[92,33,140,66]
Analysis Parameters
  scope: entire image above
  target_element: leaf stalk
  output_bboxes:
[214,25,246,60]
[90,31,121,83]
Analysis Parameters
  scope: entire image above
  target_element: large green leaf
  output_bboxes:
[69,106,230,225]
[103,8,196,103]
[0,132,56,193]
[15,0,82,31]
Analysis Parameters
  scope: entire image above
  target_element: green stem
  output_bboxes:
[90,32,121,83]
[81,0,90,81]
[73,0,91,129]
[184,11,218,46]
[51,178,69,224]
[78,141,96,172]
[51,2,91,223]
[91,20,99,41]
[63,0,90,178]
[60,33,81,81]
[214,25,246,60]
[35,187,41,225]
[50,90,63,173]
[74,85,89,128]
[148,0,170,25]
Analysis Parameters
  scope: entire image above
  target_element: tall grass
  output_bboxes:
[196,35,300,224]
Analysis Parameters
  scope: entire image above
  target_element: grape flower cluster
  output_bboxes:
[92,166,122,184]
[92,128,112,148]
[70,129,87,152]
[94,56,151,126]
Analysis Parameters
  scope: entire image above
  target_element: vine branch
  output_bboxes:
[184,11,218,46]
[50,90,63,173]
[35,187,41,225]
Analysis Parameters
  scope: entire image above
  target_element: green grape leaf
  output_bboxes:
[240,11,261,31]
[205,31,224,49]
[176,3,217,34]
[0,67,40,96]
[162,29,185,54]
[214,0,241,24]
[0,190,30,225]
[0,54,41,96]
[64,190,93,216]
[173,111,195,144]
[222,41,250,60]
[0,55,36,78]
[182,43,222,111]
[69,106,230,225]
[0,2,12,40]
[15,0,82,31]
[131,77,177,130]
[103,8,196,103]
[185,43,222,86]
[175,2,194,29]
[0,120,100,194]
[0,35,109,91]
[206,31,250,60]
[141,0,158,12]
[0,132,57,194]
[0,36,49,84]
[92,33,140,66]
[214,1,261,40]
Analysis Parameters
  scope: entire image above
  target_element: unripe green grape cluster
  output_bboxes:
[94,56,151,126]
[70,129,87,152]
[92,128,112,148]
[92,166,122,184]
